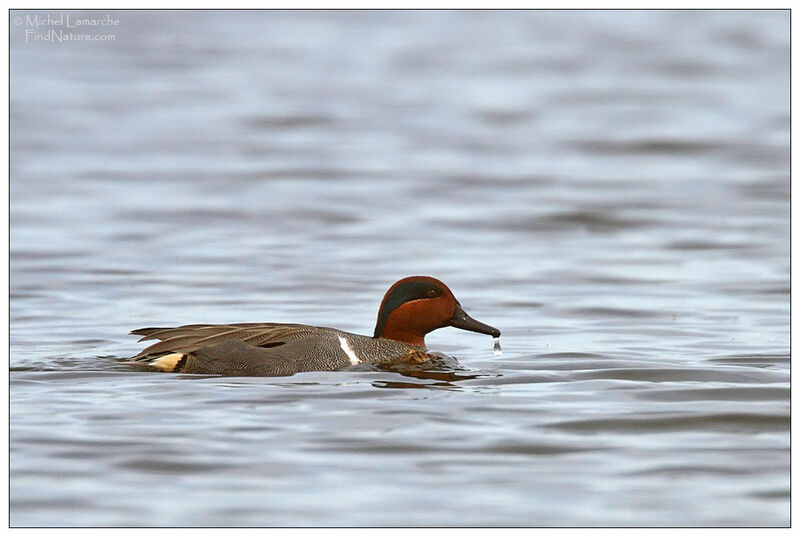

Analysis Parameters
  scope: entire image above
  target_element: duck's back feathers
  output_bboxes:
[130,323,329,359]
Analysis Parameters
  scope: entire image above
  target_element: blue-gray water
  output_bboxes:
[10,10,789,526]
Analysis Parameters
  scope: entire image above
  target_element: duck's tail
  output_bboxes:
[126,352,187,372]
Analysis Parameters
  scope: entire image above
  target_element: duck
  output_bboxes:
[128,275,501,377]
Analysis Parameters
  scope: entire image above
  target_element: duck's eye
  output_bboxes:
[426,288,440,298]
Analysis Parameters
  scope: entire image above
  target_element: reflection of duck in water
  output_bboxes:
[128,276,500,377]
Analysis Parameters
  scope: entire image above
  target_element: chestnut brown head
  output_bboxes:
[373,276,500,347]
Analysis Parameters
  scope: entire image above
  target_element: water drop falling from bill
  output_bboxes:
[493,337,502,356]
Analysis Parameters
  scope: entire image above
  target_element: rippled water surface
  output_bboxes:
[10,10,789,526]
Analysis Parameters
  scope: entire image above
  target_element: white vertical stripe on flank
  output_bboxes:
[337,336,360,365]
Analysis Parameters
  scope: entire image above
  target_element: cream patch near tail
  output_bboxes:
[149,352,185,372]
[337,336,360,365]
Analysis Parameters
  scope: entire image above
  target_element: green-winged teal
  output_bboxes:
[129,275,500,376]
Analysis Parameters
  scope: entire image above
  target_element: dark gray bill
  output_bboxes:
[448,303,501,337]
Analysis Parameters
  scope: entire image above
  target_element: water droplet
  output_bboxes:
[493,337,502,356]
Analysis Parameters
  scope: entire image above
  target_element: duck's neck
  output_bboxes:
[376,327,426,348]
